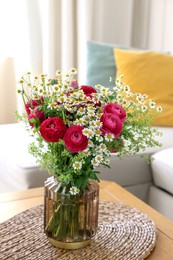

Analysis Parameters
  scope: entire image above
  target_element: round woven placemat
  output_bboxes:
[0,201,157,260]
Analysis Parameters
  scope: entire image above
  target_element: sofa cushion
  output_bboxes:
[114,48,173,126]
[151,147,173,194]
[148,185,173,221]
[97,154,153,187]
[86,41,139,89]
[86,41,116,89]
[0,123,173,194]
[0,123,49,191]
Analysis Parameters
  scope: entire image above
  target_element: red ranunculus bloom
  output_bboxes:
[80,85,101,107]
[28,107,45,127]
[34,107,45,122]
[28,113,36,128]
[40,117,67,142]
[64,125,88,152]
[103,103,126,123]
[25,97,44,115]
[80,85,97,97]
[100,113,122,138]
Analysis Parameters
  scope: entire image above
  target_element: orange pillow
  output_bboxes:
[114,48,173,126]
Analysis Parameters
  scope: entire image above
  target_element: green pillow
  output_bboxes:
[86,41,134,89]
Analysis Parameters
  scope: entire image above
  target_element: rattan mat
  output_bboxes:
[0,201,157,260]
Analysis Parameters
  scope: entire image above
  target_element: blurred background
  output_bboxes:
[0,0,173,124]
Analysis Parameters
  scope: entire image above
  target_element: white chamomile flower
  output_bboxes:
[149,100,156,109]
[64,96,71,102]
[70,68,77,74]
[126,92,133,98]
[88,105,95,111]
[92,96,100,103]
[90,121,95,128]
[70,92,78,99]
[83,149,90,156]
[64,104,76,113]
[63,84,69,91]
[95,149,102,155]
[101,87,109,95]
[95,84,102,89]
[70,106,77,112]
[96,135,103,142]
[83,128,94,138]
[56,70,61,76]
[74,118,84,125]
[95,154,103,163]
[136,94,144,104]
[48,102,56,109]
[88,140,94,147]
[105,158,110,165]
[123,85,130,93]
[73,161,82,170]
[105,133,114,142]
[77,107,85,115]
[116,93,123,100]
[95,120,102,128]
[91,158,99,167]
[88,110,95,117]
[90,120,102,129]
[58,84,63,89]
[121,100,128,106]
[99,143,107,151]
[141,105,148,112]
[53,85,59,92]
[64,104,73,112]
[69,186,80,195]
[83,115,90,122]
[142,94,148,99]
[95,129,102,135]
[114,85,122,92]
[92,93,100,102]
[156,106,163,112]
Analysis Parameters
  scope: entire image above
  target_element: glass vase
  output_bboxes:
[44,177,99,249]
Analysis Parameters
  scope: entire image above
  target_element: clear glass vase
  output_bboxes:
[44,177,99,249]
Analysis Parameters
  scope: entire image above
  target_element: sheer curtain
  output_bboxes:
[0,0,30,124]
[0,0,84,124]
[131,0,173,52]
[0,0,173,124]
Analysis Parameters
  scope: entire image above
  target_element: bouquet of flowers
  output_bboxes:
[16,68,162,194]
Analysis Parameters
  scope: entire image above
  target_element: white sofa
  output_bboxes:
[0,123,49,192]
[0,122,173,220]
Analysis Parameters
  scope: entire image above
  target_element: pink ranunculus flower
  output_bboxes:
[70,80,78,88]
[100,113,123,138]
[40,117,67,142]
[80,85,97,97]
[103,103,126,123]
[64,125,88,152]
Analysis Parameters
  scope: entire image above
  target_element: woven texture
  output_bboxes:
[0,201,157,260]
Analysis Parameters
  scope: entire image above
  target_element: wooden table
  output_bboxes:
[0,180,173,259]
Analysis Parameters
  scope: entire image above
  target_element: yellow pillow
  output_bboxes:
[114,48,173,126]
